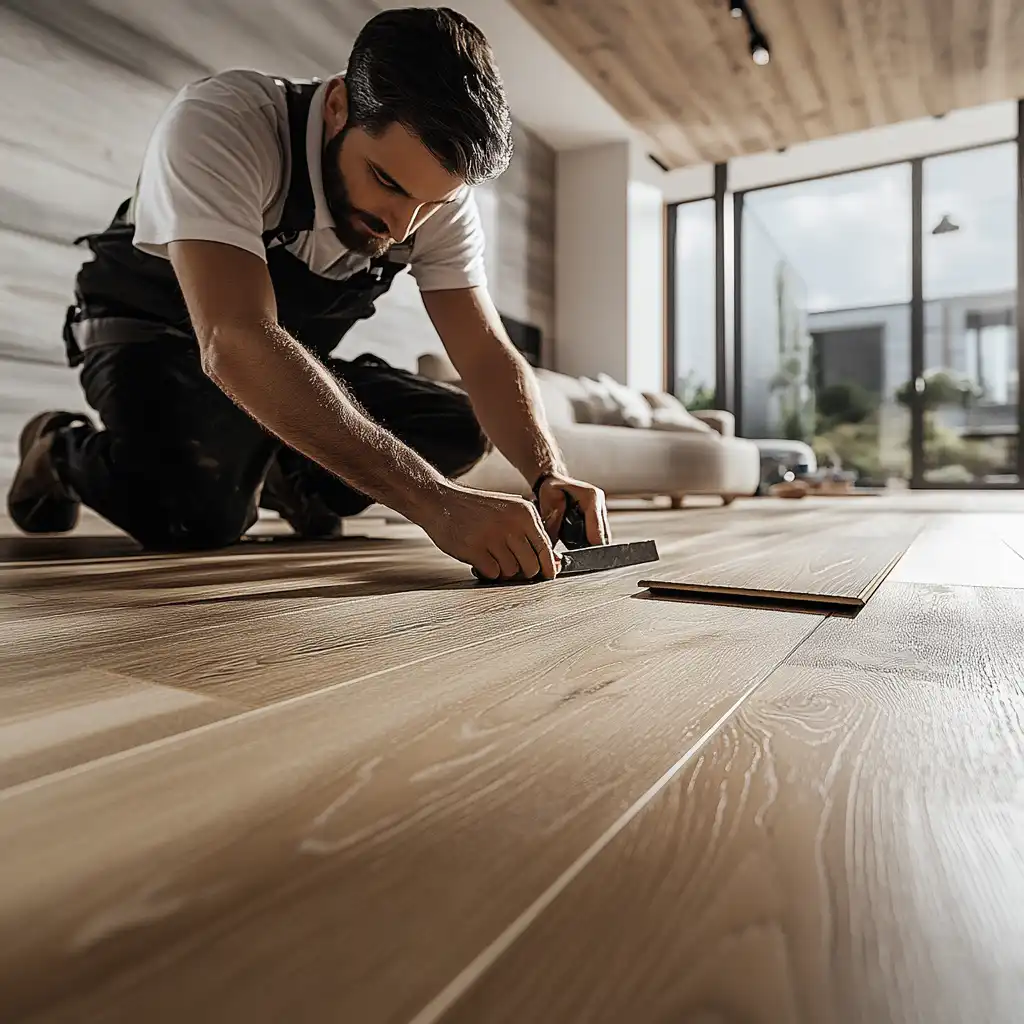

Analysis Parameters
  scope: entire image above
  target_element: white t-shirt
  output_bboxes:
[129,69,488,292]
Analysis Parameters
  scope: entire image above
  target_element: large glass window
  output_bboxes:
[741,165,913,487]
[670,200,716,409]
[922,143,1018,484]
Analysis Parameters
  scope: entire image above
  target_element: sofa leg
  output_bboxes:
[670,495,685,510]
[721,494,736,507]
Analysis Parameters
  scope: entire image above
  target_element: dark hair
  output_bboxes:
[345,7,513,186]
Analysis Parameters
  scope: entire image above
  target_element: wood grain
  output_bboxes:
[639,519,919,609]
[509,0,1024,167]
[889,519,1024,588]
[0,596,819,1023]
[0,505,869,706]
[432,581,1024,1024]
[0,669,240,790]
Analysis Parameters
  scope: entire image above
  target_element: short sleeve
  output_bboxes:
[408,188,488,292]
[131,75,283,262]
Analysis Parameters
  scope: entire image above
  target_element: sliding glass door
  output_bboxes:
[739,165,913,488]
[918,142,1019,486]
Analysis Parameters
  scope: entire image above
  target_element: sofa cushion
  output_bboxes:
[578,376,624,426]
[532,369,583,427]
[692,409,735,437]
[642,390,714,433]
[595,373,653,428]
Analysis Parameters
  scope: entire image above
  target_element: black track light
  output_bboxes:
[727,0,771,66]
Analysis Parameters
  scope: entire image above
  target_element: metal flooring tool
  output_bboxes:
[473,491,659,584]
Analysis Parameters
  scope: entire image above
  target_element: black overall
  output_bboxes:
[53,78,489,550]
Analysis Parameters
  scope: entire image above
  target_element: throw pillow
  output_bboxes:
[578,376,624,426]
[596,373,653,429]
[642,390,714,433]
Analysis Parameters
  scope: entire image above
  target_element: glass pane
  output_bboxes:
[672,200,717,409]
[922,143,1019,485]
[742,165,913,490]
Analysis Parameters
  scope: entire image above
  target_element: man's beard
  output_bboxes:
[322,127,393,259]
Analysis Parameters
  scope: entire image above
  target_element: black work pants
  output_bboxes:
[55,336,490,550]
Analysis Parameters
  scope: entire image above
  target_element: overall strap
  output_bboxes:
[265,77,321,242]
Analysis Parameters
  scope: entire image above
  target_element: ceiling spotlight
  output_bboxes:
[750,29,771,65]
[729,1,744,17]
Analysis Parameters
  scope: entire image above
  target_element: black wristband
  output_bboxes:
[532,471,554,498]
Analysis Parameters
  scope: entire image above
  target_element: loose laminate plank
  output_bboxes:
[640,520,920,610]
[0,597,819,1023]
[431,582,1024,1024]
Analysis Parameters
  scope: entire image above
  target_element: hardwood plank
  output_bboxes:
[639,520,919,610]
[889,521,1024,587]
[0,532,672,703]
[0,669,240,790]
[430,582,1024,1024]
[0,507,856,702]
[0,596,819,1023]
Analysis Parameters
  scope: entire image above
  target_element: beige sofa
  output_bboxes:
[418,355,761,506]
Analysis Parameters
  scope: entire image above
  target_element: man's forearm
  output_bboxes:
[463,346,567,487]
[202,319,450,519]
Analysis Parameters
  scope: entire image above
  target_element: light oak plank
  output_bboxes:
[0,506,854,702]
[889,520,1024,588]
[0,597,819,1023]
[431,582,1024,1024]
[640,518,920,608]
[0,669,240,790]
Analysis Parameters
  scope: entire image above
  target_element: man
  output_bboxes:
[7,6,610,582]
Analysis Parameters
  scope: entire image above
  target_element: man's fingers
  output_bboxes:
[528,528,560,579]
[543,505,562,543]
[540,492,565,543]
[490,543,521,580]
[508,534,543,580]
[473,551,503,580]
[581,494,605,546]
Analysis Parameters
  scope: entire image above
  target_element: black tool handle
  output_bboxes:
[557,490,590,550]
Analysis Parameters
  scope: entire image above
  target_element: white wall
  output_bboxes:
[555,143,667,389]
[658,100,1018,201]
[555,143,630,380]
[626,179,664,392]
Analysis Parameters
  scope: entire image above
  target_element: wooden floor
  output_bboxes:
[2,494,1024,1023]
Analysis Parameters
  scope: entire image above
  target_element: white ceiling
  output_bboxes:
[373,0,643,152]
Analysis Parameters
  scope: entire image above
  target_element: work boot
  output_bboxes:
[7,411,94,533]
[260,455,343,539]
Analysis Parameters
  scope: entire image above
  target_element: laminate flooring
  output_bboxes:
[2,494,1024,1023]
[638,513,923,612]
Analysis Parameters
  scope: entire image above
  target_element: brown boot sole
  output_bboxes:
[7,410,93,534]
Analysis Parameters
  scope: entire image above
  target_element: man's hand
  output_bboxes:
[419,485,561,581]
[536,474,610,547]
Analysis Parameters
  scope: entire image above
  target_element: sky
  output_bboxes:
[746,142,1018,312]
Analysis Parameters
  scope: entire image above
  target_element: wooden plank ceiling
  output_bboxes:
[508,0,1024,168]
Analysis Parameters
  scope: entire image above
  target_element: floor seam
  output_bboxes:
[0,588,633,802]
[403,614,830,1024]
